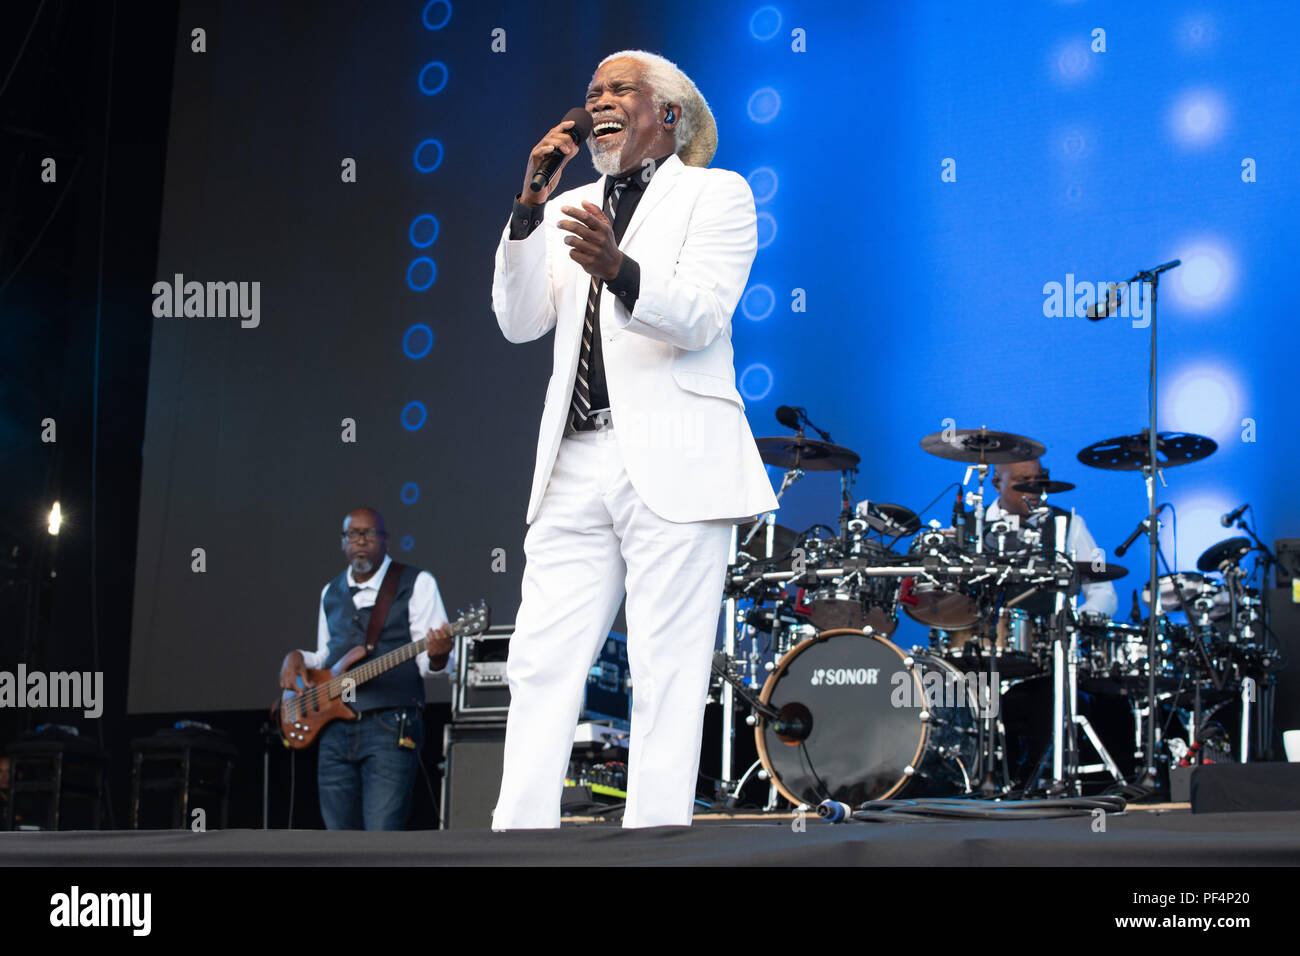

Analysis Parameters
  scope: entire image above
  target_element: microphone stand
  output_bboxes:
[1086,259,1181,791]
[1135,260,1180,790]
[1229,511,1278,758]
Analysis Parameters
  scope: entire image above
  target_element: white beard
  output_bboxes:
[351,557,374,575]
[589,138,626,177]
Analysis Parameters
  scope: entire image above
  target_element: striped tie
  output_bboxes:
[570,180,627,430]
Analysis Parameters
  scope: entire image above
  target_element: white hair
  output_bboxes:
[594,50,718,167]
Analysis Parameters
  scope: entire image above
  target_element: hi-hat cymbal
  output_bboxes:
[1076,560,1129,582]
[735,521,800,561]
[860,502,922,537]
[1196,537,1252,573]
[920,427,1045,465]
[755,436,861,471]
[1012,479,1076,495]
[1076,430,1217,471]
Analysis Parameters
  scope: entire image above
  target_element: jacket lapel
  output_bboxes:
[617,153,683,249]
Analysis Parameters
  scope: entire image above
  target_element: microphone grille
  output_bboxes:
[563,107,594,143]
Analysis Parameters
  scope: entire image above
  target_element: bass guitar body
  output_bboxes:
[280,645,367,749]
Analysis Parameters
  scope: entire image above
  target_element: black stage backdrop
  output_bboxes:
[129,1,673,711]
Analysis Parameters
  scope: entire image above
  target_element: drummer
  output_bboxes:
[987,459,1117,620]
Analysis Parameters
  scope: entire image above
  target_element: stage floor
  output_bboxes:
[2,808,1299,866]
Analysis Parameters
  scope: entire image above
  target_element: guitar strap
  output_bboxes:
[364,561,405,654]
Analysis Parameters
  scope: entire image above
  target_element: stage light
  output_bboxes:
[747,88,781,124]
[1050,39,1093,85]
[418,61,449,96]
[400,535,415,552]
[755,212,777,250]
[409,214,440,248]
[747,167,778,204]
[413,138,444,173]
[1176,15,1215,53]
[741,284,775,322]
[422,0,451,30]
[403,323,434,359]
[402,401,427,431]
[401,482,420,505]
[1058,127,1088,160]
[1167,238,1235,312]
[749,6,781,42]
[47,502,61,536]
[1166,493,1237,572]
[739,363,774,401]
[1163,363,1242,443]
[407,257,438,291]
[1169,88,1227,147]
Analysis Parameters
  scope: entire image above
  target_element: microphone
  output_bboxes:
[1129,589,1142,623]
[1220,503,1249,528]
[1114,516,1154,558]
[528,108,593,193]
[775,405,803,431]
[1085,282,1124,321]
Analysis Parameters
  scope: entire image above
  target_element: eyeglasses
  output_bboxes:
[341,529,386,542]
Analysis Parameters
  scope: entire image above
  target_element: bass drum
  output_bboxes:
[755,628,979,807]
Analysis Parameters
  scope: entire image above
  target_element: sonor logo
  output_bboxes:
[809,667,879,686]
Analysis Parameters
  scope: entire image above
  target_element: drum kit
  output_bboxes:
[713,421,1281,811]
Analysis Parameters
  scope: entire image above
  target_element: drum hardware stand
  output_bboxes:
[1047,514,1073,794]
[1227,511,1277,756]
[726,467,805,793]
[1239,677,1256,763]
[974,600,1007,796]
[722,523,741,797]
[723,757,769,811]
[961,463,991,555]
[1069,615,1127,784]
[713,632,787,804]
[838,467,859,542]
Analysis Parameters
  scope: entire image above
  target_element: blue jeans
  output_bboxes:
[317,707,424,830]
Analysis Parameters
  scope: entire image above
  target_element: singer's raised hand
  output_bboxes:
[521,120,581,205]
[558,201,623,281]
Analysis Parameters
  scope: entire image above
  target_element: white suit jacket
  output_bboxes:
[492,153,778,525]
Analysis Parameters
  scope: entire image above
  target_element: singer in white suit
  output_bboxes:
[489,50,777,828]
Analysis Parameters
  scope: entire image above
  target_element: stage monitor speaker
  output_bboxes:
[1190,763,1300,813]
[1276,539,1300,588]
[440,723,505,829]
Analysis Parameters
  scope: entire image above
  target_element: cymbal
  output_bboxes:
[1076,430,1217,471]
[861,502,922,537]
[1011,479,1076,495]
[1076,560,1129,582]
[1197,537,1252,573]
[755,436,861,471]
[920,427,1045,465]
[735,521,800,561]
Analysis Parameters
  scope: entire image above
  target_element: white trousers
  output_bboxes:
[492,428,733,829]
